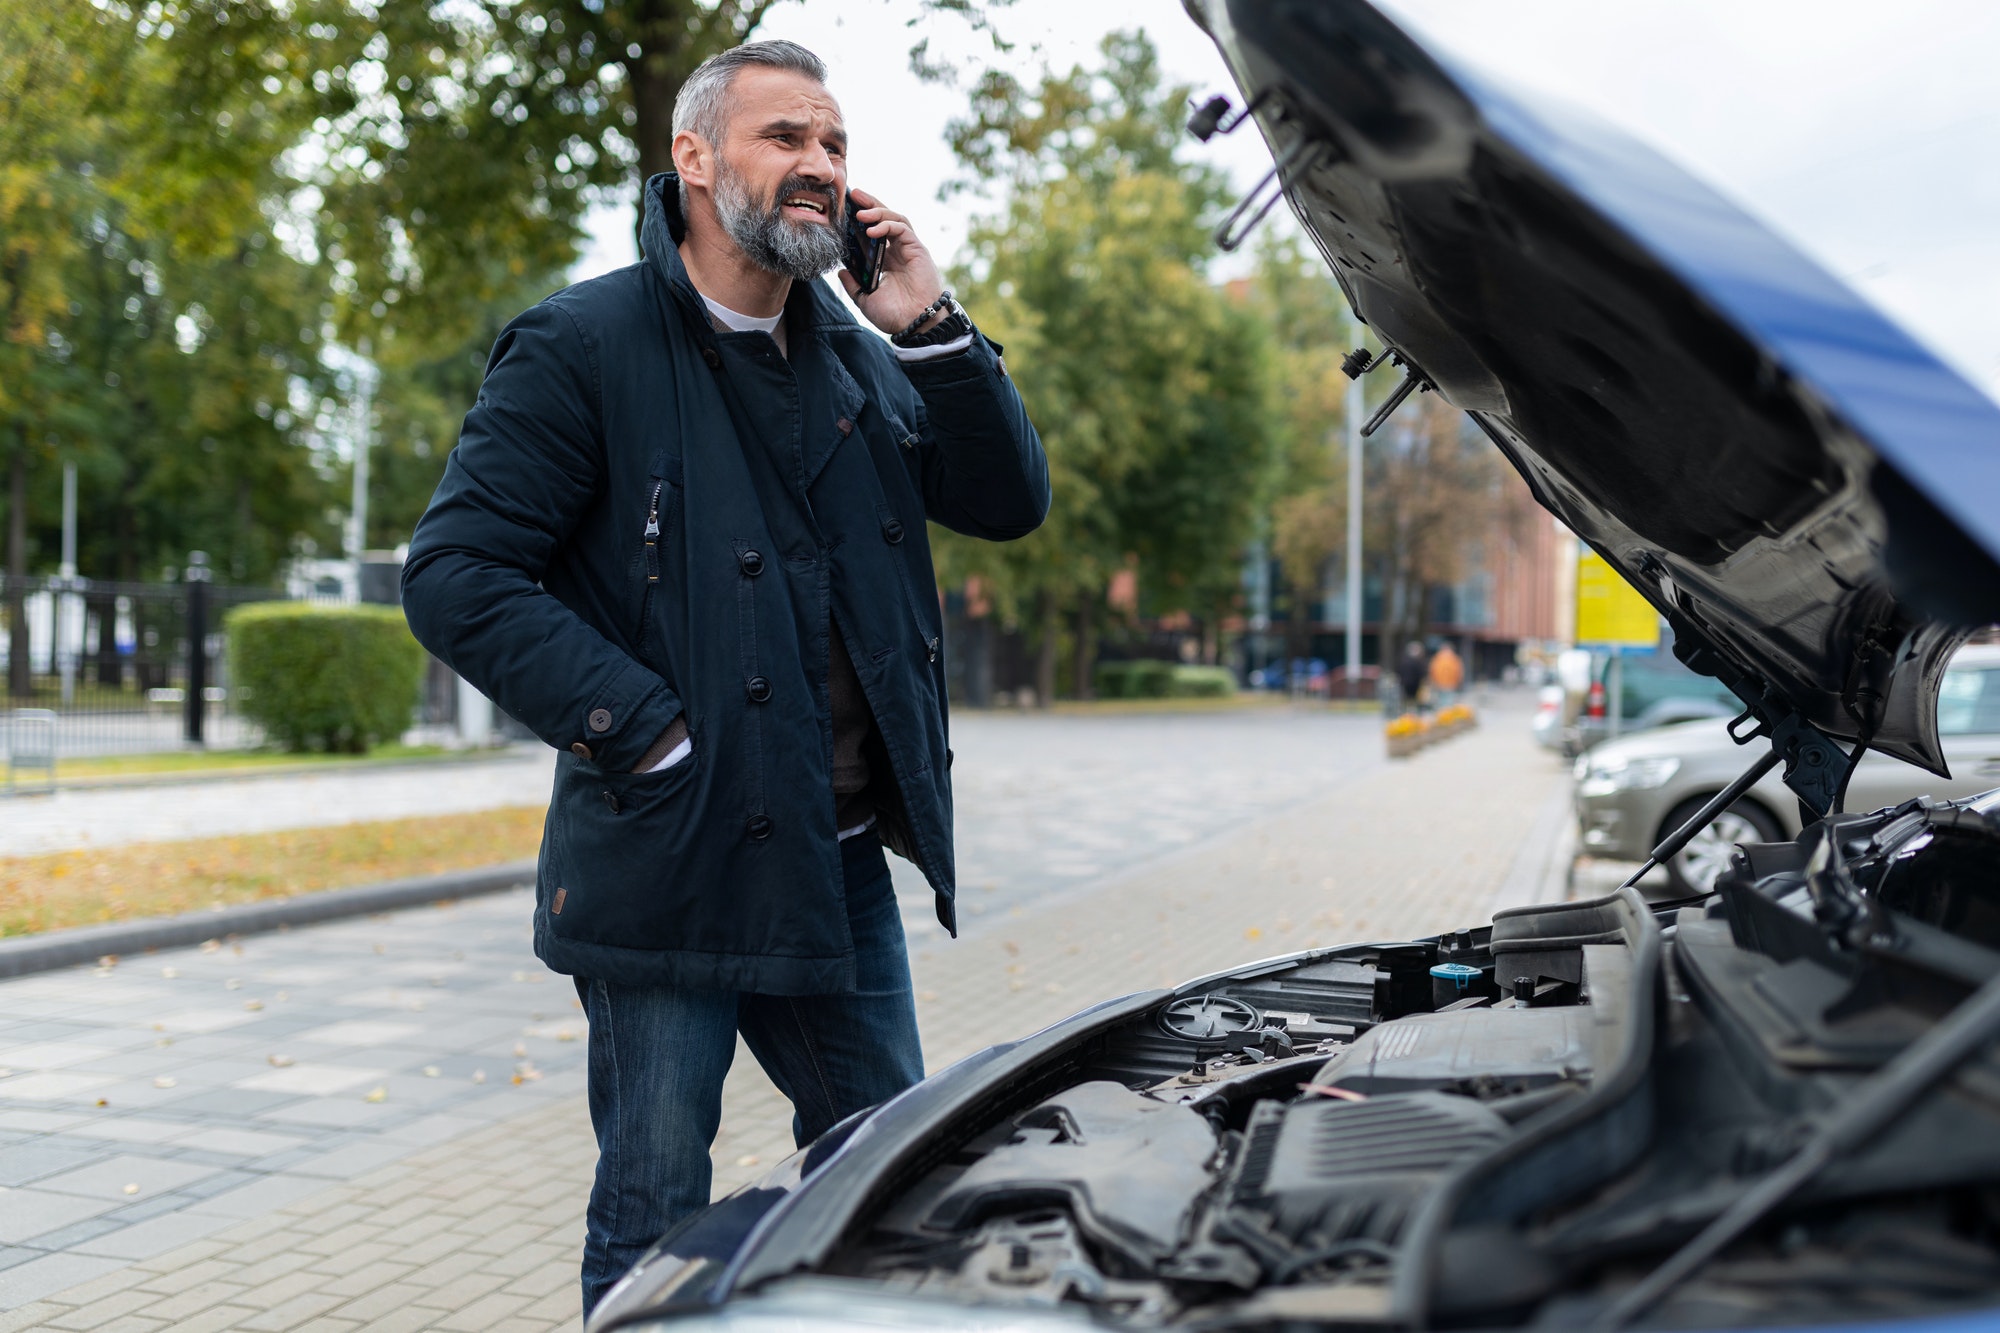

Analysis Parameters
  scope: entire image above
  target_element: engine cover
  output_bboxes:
[1312,1006,1593,1095]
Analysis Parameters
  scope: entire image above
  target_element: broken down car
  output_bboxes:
[586,1,2000,1328]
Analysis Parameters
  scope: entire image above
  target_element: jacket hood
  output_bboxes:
[1186,0,2000,779]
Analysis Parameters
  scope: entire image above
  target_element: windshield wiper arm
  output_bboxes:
[1594,965,2000,1330]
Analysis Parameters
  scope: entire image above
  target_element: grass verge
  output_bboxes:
[43,743,458,783]
[0,806,545,938]
[1043,693,1286,715]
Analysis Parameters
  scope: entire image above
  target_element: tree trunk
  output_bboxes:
[1072,593,1097,701]
[1034,589,1059,709]
[7,431,29,698]
[629,55,680,194]
[623,0,784,235]
[1282,579,1309,686]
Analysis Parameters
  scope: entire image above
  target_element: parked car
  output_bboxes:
[1534,627,1739,756]
[587,3,2000,1330]
[1578,644,2000,893]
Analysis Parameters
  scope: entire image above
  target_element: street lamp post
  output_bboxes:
[55,462,80,706]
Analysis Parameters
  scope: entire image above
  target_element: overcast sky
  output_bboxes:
[575,0,2000,399]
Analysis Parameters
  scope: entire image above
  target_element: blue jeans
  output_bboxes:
[574,833,924,1315]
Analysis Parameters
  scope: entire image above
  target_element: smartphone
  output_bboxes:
[842,194,884,296]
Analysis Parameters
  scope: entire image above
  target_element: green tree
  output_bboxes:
[1,0,339,597]
[1254,232,1369,671]
[935,31,1281,699]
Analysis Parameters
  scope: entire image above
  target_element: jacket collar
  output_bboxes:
[639,172,860,338]
[641,174,867,493]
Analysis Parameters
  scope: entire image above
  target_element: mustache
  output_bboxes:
[767,176,835,214]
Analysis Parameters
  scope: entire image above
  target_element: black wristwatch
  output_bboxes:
[891,291,974,349]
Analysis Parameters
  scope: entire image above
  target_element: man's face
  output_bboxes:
[704,66,849,281]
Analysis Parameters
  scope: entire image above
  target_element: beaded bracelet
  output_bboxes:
[893,289,954,342]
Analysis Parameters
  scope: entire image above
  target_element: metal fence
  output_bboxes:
[1,569,283,759]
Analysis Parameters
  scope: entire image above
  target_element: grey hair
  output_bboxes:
[673,40,829,149]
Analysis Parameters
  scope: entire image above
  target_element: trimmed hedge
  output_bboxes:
[1092,660,1236,699]
[226,603,427,753]
[1167,665,1236,698]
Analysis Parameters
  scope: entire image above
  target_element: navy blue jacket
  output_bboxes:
[402,175,1048,994]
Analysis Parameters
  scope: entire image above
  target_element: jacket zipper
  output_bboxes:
[643,481,662,584]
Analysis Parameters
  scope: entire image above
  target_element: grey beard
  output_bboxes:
[713,160,844,282]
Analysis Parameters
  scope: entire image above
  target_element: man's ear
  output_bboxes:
[672,130,713,190]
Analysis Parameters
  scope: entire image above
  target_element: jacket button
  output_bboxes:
[745,675,772,703]
[882,518,905,544]
[603,791,621,815]
[588,708,613,733]
[739,549,764,576]
[702,347,721,369]
[570,742,593,761]
[746,814,773,841]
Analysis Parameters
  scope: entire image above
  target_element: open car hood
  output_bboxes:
[1189,0,2000,776]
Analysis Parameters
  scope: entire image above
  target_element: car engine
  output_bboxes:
[817,790,2000,1329]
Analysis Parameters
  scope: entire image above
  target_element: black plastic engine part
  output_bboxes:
[1490,893,1626,989]
[920,1081,1217,1269]
[1310,1006,1593,1096]
[1232,1092,1511,1251]
[1159,994,1264,1042]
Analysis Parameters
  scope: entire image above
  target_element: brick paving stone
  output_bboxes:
[84,1317,167,1333]
[312,1259,415,1300]
[39,1286,158,1329]
[0,1304,64,1333]
[129,1282,251,1322]
[429,1291,533,1329]
[232,1289,349,1332]
[161,1307,265,1333]
[321,1280,434,1323]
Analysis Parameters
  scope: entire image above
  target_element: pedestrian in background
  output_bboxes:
[1428,641,1464,707]
[400,40,1048,1315]
[1396,640,1431,713]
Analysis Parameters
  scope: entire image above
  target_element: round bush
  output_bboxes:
[1167,665,1236,698]
[226,603,426,753]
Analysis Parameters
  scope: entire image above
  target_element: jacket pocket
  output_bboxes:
[545,748,702,948]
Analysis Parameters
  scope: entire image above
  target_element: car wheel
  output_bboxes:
[1660,796,1783,895]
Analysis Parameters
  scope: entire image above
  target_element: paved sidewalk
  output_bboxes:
[0,752,557,857]
[3,701,1570,1331]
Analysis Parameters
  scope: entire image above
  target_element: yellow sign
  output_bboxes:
[1576,550,1660,649]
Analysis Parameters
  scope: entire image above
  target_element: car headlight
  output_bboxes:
[1576,755,1680,797]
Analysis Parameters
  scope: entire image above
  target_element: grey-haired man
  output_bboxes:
[400,39,1048,1314]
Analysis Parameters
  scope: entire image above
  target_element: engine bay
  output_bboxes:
[821,791,2000,1328]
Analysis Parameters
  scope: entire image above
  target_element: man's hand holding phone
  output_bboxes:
[838,186,952,339]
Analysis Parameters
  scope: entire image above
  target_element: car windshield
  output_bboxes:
[1938,664,2000,736]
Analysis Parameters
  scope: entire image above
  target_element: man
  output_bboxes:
[400,40,1047,1314]
[1396,640,1431,713]
[1428,641,1464,706]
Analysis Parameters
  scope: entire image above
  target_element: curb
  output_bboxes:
[0,861,538,980]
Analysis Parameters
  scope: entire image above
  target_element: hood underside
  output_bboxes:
[1190,0,2000,774]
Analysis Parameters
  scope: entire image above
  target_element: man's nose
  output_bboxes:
[796,141,837,184]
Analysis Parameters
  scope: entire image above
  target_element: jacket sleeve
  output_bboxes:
[898,333,1051,540]
[401,299,682,771]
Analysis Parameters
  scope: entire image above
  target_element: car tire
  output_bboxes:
[1659,795,1784,895]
